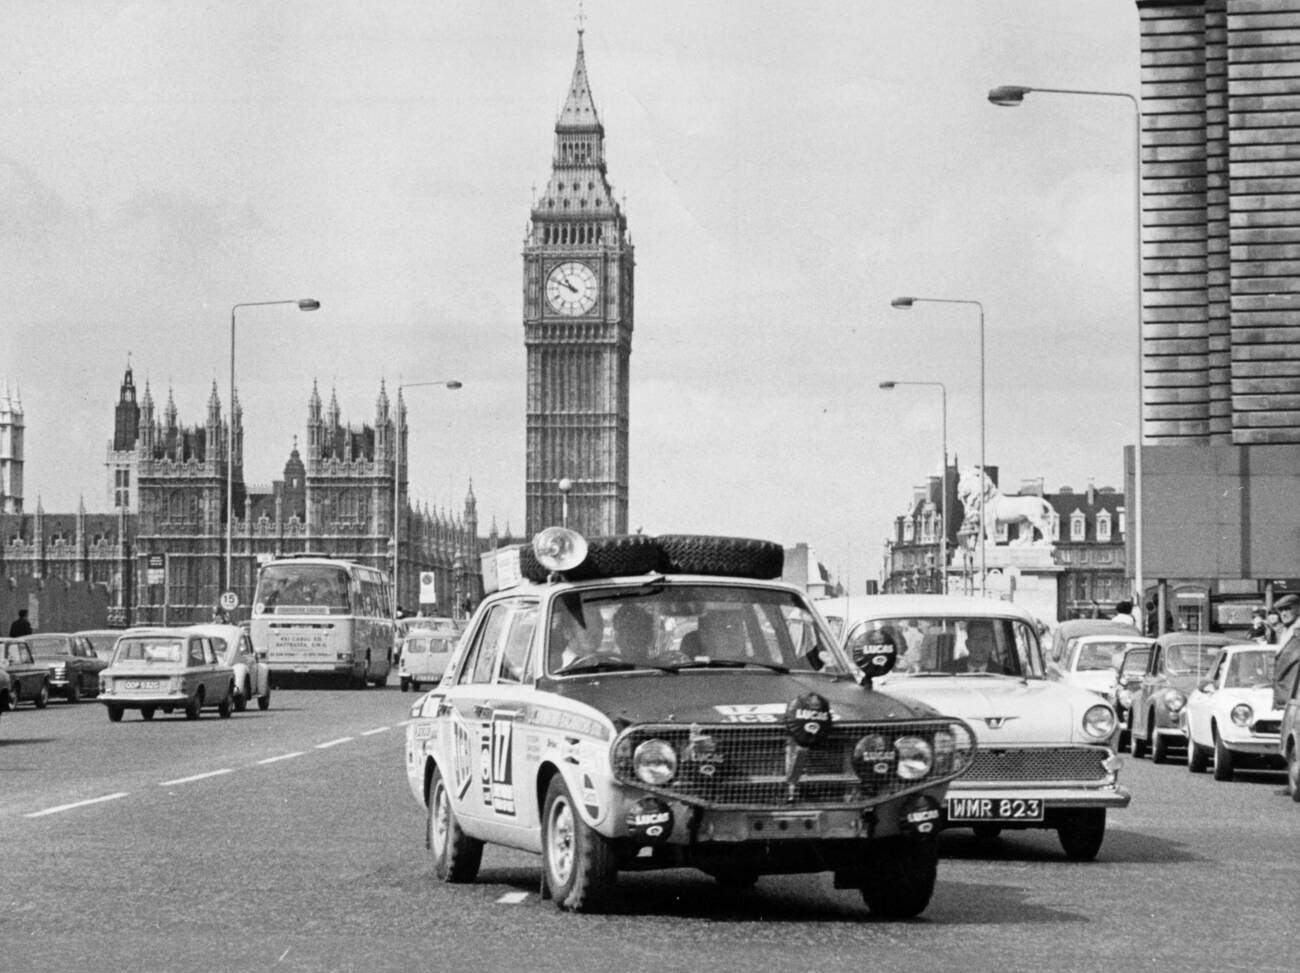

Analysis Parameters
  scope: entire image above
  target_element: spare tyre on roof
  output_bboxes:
[657,534,784,580]
[520,533,664,583]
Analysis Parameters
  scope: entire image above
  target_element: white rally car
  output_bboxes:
[826,594,1130,861]
[1182,642,1284,781]
[406,529,976,917]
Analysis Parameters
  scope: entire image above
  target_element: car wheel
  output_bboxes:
[67,680,82,704]
[860,837,939,918]
[0,691,12,712]
[1187,736,1210,773]
[1212,726,1235,782]
[185,688,203,721]
[258,688,271,711]
[1116,726,1130,753]
[34,682,49,710]
[400,678,410,693]
[1151,726,1169,764]
[1131,721,1148,759]
[141,707,156,721]
[542,774,616,911]
[217,685,233,719]
[427,767,482,883]
[971,824,1003,841]
[108,705,124,723]
[1288,744,1300,803]
[1057,809,1106,861]
[235,678,249,713]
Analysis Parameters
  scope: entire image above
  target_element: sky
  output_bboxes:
[1,0,1143,588]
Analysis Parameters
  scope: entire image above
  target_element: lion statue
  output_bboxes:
[958,468,1055,547]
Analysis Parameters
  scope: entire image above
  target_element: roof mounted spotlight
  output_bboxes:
[533,527,588,575]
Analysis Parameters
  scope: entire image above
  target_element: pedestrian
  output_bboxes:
[1273,615,1300,711]
[211,605,229,624]
[8,608,32,638]
[1248,608,1272,644]
[1112,600,1137,628]
[1265,608,1283,643]
[1275,594,1300,645]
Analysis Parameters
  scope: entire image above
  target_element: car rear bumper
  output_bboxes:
[99,692,188,708]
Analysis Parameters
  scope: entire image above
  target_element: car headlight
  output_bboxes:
[1162,689,1186,713]
[1231,703,1253,727]
[1082,704,1116,739]
[633,739,677,785]
[895,736,933,780]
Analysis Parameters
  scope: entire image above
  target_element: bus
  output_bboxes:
[249,557,395,687]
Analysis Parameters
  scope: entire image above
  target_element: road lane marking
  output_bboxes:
[497,892,529,904]
[257,751,306,765]
[397,719,416,726]
[315,737,354,749]
[361,727,389,736]
[159,769,234,786]
[25,792,129,818]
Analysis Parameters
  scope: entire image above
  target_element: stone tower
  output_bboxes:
[0,384,23,515]
[106,361,141,512]
[523,27,634,538]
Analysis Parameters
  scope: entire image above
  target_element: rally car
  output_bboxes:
[406,529,976,917]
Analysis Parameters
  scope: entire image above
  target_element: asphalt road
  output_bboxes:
[2,682,1297,973]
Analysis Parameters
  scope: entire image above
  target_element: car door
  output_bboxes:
[71,638,95,695]
[1187,650,1225,744]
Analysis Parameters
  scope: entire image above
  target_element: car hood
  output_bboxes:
[545,670,941,726]
[874,674,1102,744]
[1210,685,1284,717]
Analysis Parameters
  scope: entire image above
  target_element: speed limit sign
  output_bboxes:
[219,591,239,612]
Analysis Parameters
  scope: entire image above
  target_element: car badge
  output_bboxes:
[983,716,1018,729]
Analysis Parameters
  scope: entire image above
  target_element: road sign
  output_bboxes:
[419,572,436,603]
[147,554,165,586]
[219,591,239,612]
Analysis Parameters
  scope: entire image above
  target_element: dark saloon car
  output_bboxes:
[1130,632,1233,763]
[406,529,976,919]
[0,639,52,710]
[27,633,109,702]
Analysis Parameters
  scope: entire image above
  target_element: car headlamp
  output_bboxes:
[851,733,894,779]
[532,527,588,574]
[894,736,933,780]
[1082,704,1116,739]
[1162,689,1186,713]
[633,739,677,785]
[1230,703,1253,727]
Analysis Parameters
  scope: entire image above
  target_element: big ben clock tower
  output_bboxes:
[523,27,634,538]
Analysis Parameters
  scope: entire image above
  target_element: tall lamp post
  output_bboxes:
[880,380,948,593]
[392,379,463,616]
[891,296,986,596]
[226,299,319,600]
[988,83,1145,626]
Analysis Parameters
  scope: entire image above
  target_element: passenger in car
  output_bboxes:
[611,604,656,664]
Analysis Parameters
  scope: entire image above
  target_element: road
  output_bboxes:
[2,682,1297,973]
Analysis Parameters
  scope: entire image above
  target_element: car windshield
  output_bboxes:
[844,615,1044,678]
[546,584,847,677]
[1225,649,1275,689]
[1072,639,1149,672]
[26,636,71,659]
[1120,648,1150,677]
[1164,641,1224,676]
[113,639,182,664]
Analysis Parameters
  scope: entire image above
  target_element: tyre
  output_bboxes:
[0,691,11,712]
[521,533,664,583]
[34,682,49,709]
[427,767,482,883]
[1151,727,1169,764]
[185,689,203,721]
[1212,727,1235,782]
[657,534,785,580]
[860,837,939,918]
[235,678,249,713]
[542,774,616,911]
[1116,727,1130,754]
[257,688,271,711]
[400,678,410,693]
[67,680,82,704]
[1187,736,1210,773]
[1131,713,1149,759]
[1288,745,1300,803]
[107,705,124,723]
[1057,809,1107,861]
[141,707,156,721]
[217,686,233,719]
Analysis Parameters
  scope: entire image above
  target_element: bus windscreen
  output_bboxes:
[254,564,352,613]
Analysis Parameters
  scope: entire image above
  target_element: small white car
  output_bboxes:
[1045,619,1153,702]
[189,624,271,712]
[398,630,459,693]
[826,593,1130,861]
[1183,642,1283,780]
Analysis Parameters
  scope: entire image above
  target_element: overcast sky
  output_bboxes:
[2,0,1141,587]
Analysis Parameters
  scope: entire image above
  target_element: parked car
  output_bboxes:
[26,633,109,703]
[1279,657,1300,802]
[1183,643,1283,780]
[0,639,52,710]
[825,593,1130,861]
[1129,632,1234,763]
[398,630,458,692]
[406,530,977,917]
[1114,643,1153,752]
[187,623,270,712]
[1045,619,1152,699]
[98,628,235,722]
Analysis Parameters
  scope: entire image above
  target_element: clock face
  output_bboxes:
[546,261,599,316]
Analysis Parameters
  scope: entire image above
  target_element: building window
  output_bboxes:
[903,520,914,542]
[995,521,1009,542]
[1097,512,1111,542]
[1070,513,1086,541]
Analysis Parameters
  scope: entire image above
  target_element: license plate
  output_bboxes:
[947,797,1044,822]
[121,680,161,691]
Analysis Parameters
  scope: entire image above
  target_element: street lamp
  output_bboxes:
[989,83,1145,623]
[891,295,987,596]
[393,379,463,616]
[227,299,319,602]
[880,380,948,593]
[557,478,573,528]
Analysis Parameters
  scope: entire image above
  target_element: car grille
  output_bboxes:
[1253,720,1281,735]
[611,719,976,810]
[960,746,1111,785]
[49,663,66,679]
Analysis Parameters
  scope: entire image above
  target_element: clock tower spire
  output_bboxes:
[523,26,634,538]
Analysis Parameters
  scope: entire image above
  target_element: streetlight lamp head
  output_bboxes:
[890,297,915,309]
[988,85,1031,107]
[558,477,573,493]
[297,299,321,311]
[879,381,896,390]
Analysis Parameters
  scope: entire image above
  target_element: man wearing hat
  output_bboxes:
[1274,594,1300,709]
[1274,593,1300,644]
